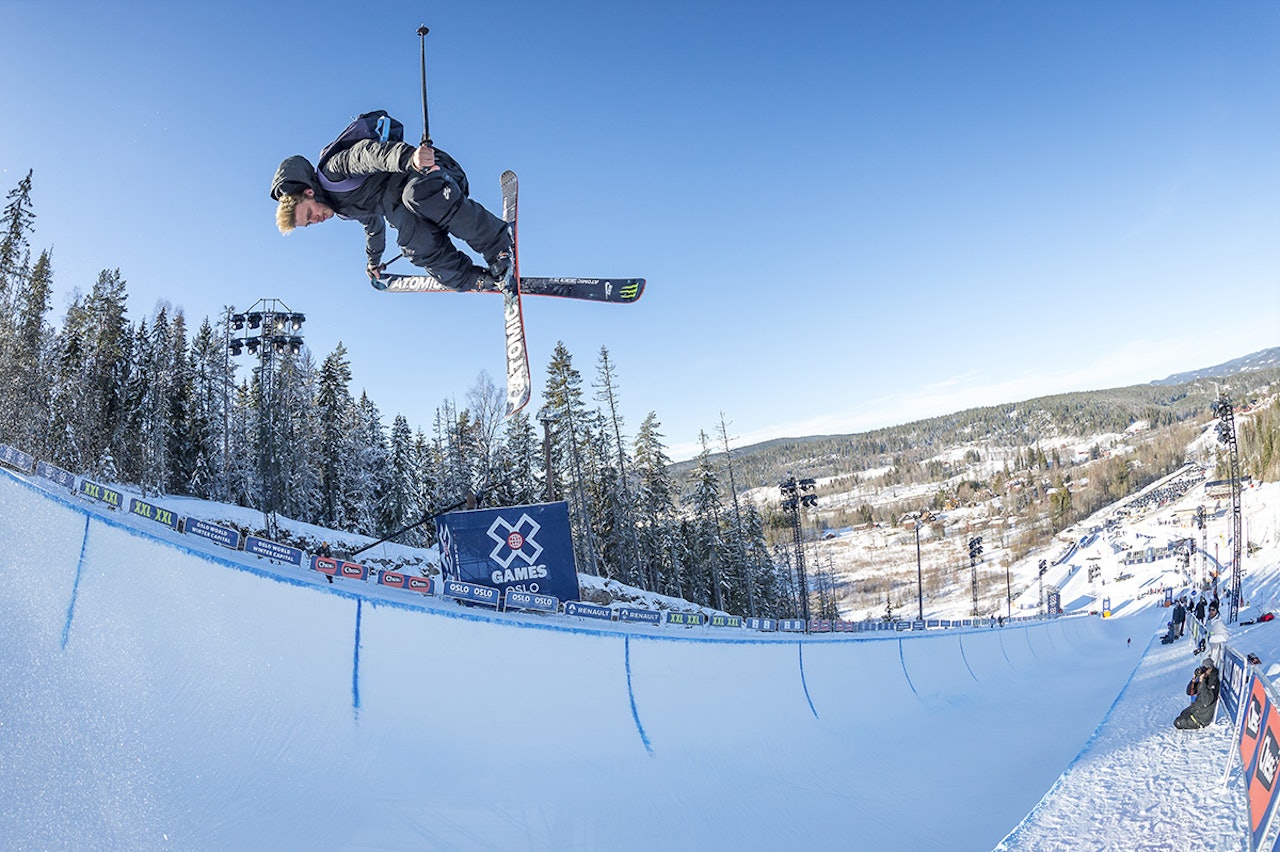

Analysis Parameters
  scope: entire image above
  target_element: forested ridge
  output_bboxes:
[673,368,1280,495]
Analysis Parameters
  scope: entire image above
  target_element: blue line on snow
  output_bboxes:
[60,514,92,650]
[798,643,819,719]
[899,638,920,698]
[624,635,653,755]
[352,599,363,717]
[1024,626,1039,659]
[957,634,979,682]
[998,629,1016,669]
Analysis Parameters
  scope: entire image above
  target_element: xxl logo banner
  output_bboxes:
[437,502,580,603]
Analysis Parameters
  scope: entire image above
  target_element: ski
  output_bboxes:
[499,170,530,418]
[373,274,645,304]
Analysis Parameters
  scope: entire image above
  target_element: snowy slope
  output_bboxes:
[0,468,1148,851]
[1,467,1279,850]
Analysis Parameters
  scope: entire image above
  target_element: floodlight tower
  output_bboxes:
[1211,394,1243,623]
[968,536,984,616]
[780,476,818,628]
[227,298,305,538]
[908,510,933,622]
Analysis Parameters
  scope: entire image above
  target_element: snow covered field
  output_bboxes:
[0,466,1278,850]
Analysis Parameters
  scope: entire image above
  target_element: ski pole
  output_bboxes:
[347,474,513,558]
[417,25,431,145]
[348,492,470,558]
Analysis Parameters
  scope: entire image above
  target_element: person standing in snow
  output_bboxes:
[1172,600,1187,638]
[270,111,512,292]
[1174,658,1219,730]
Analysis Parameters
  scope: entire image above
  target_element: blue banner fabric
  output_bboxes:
[443,579,500,608]
[35,461,75,490]
[618,607,661,624]
[184,518,241,550]
[244,536,303,566]
[437,502,580,603]
[565,601,613,621]
[504,590,559,614]
[0,444,35,473]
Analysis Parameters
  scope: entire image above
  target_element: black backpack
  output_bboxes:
[315,110,405,193]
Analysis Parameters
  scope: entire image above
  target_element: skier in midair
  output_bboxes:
[270,111,512,291]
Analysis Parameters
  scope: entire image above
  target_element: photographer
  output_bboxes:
[1174,657,1219,730]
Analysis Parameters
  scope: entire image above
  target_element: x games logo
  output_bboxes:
[486,513,544,569]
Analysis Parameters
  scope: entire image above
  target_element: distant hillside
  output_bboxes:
[1151,346,1280,386]
[674,348,1280,494]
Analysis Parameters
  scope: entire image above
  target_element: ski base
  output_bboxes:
[500,170,530,418]
[374,273,645,304]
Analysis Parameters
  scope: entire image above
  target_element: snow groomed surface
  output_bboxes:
[0,470,1159,850]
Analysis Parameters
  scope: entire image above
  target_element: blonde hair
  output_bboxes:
[276,194,303,235]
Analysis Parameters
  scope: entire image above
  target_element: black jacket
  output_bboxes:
[1175,667,1219,729]
[271,140,474,269]
[318,139,417,264]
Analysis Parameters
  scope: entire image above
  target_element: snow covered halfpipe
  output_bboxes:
[0,471,1159,850]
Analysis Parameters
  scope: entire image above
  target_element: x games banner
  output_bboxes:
[437,501,580,603]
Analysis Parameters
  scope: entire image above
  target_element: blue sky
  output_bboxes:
[1,1,1276,460]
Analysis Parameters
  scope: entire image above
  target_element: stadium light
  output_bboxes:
[909,510,933,622]
[780,475,817,629]
[225,298,306,540]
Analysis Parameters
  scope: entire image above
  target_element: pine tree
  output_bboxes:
[384,414,420,537]
[742,502,789,617]
[62,269,131,477]
[0,170,36,307]
[542,341,600,575]
[225,379,258,508]
[493,410,540,506]
[185,317,230,499]
[351,391,389,536]
[633,411,676,593]
[316,343,354,527]
[410,427,443,546]
[686,432,726,611]
[127,313,164,493]
[275,347,322,524]
[441,398,478,497]
[594,346,640,585]
[715,413,755,615]
[164,310,194,495]
[9,248,53,454]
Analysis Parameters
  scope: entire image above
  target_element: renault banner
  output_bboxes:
[437,501,580,603]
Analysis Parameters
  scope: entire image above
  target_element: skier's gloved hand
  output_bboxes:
[411,145,440,173]
[367,260,386,280]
